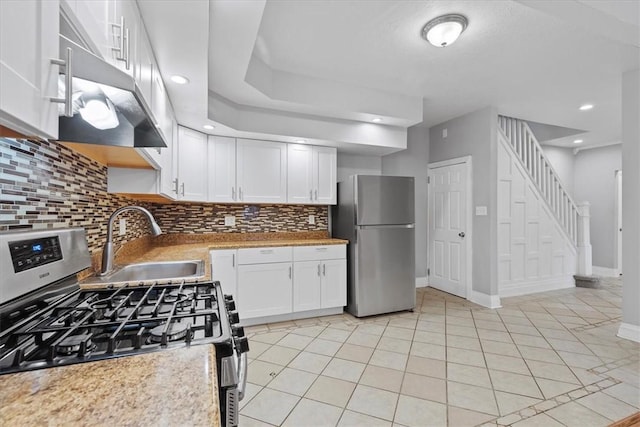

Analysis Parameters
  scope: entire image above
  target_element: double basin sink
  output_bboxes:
[83,260,205,284]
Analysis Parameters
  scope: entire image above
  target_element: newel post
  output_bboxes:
[576,202,592,276]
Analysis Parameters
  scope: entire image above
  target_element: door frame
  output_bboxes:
[614,170,623,276]
[427,155,473,300]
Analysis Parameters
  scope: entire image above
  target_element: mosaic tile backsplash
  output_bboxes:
[0,138,328,255]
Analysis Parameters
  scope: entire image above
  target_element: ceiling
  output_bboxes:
[138,0,639,154]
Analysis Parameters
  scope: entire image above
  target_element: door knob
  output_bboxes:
[458,232,465,238]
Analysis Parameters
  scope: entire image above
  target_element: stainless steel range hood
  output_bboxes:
[55,36,166,148]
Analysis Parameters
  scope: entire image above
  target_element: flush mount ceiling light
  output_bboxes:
[170,75,190,85]
[422,14,468,48]
[573,139,583,144]
[372,118,382,123]
[579,104,594,111]
[203,124,215,130]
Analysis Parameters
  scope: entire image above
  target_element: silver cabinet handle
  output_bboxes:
[314,189,318,200]
[172,178,179,193]
[232,187,236,201]
[315,247,327,251]
[310,190,313,201]
[180,182,185,196]
[124,27,130,70]
[323,264,326,276]
[317,264,321,276]
[239,187,243,200]
[259,249,273,254]
[50,47,73,117]
[289,266,292,279]
[232,253,235,268]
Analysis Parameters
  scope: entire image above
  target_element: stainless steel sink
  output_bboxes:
[84,260,205,284]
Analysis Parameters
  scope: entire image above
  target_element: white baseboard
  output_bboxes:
[416,276,429,288]
[617,322,640,343]
[592,266,619,277]
[240,307,343,327]
[499,276,574,298]
[469,291,502,309]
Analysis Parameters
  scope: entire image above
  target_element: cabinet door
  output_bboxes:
[158,117,177,199]
[237,263,292,319]
[210,250,238,299]
[321,259,347,308]
[208,136,237,202]
[136,29,154,107]
[287,144,314,204]
[236,139,287,203]
[72,0,115,62]
[177,127,208,201]
[293,261,322,312]
[0,0,59,139]
[314,146,337,205]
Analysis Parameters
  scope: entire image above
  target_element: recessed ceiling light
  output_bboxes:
[579,104,594,111]
[170,75,190,85]
[422,14,468,47]
[203,124,215,130]
[573,139,583,144]
[372,118,382,123]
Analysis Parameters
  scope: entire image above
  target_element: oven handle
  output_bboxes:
[237,351,248,400]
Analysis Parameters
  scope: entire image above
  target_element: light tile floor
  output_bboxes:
[239,278,640,426]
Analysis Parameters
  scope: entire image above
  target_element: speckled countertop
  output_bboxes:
[0,344,219,426]
[81,231,348,288]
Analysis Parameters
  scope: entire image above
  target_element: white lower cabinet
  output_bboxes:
[238,262,293,318]
[293,261,322,311]
[210,244,346,322]
[209,249,237,299]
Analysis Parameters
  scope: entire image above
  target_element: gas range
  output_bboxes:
[0,228,248,427]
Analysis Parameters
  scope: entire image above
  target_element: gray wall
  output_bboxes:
[543,146,575,196]
[429,107,498,296]
[382,126,429,280]
[574,145,622,269]
[621,68,639,329]
[337,153,381,183]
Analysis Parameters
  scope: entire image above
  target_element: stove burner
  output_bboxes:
[57,333,95,355]
[164,289,194,304]
[149,322,189,343]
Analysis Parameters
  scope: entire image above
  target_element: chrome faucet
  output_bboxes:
[100,206,162,276]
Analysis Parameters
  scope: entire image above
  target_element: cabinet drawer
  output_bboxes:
[293,245,346,261]
[237,246,292,264]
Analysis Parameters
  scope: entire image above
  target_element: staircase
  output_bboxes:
[498,115,580,245]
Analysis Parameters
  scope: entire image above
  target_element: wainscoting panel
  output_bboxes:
[497,135,576,297]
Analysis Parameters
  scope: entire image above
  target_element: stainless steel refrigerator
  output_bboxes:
[332,175,415,317]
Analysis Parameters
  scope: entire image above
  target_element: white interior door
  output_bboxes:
[428,161,469,298]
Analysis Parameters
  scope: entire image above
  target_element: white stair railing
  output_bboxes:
[498,115,580,246]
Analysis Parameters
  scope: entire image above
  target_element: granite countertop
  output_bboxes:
[0,345,219,426]
[81,231,348,288]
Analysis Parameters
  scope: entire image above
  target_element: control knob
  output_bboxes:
[232,325,245,337]
[225,300,236,311]
[228,311,240,324]
[235,337,250,354]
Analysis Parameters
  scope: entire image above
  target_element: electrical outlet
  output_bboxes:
[308,215,315,225]
[224,215,236,226]
[443,128,448,138]
[118,218,126,236]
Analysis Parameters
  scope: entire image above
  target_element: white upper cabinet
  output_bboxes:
[177,126,208,202]
[287,144,314,204]
[135,28,154,107]
[314,146,337,204]
[287,144,337,205]
[208,136,237,203]
[236,139,287,204]
[0,0,60,139]
[158,116,178,198]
